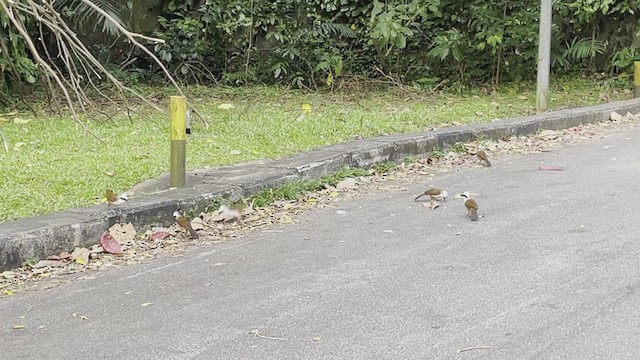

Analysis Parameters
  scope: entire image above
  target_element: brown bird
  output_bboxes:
[476,150,492,167]
[415,188,448,202]
[460,191,479,221]
[105,189,128,205]
[173,211,199,238]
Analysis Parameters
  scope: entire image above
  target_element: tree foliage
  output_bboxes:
[2,0,640,94]
[145,0,640,88]
[0,0,187,129]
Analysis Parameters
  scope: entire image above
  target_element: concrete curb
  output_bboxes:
[1,99,639,270]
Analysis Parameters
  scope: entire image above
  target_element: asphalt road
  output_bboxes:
[2,126,640,360]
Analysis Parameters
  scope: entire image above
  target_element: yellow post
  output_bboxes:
[634,61,640,98]
[169,96,187,187]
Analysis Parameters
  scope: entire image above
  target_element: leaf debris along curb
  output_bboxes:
[0,99,639,272]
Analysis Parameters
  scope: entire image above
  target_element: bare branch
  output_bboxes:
[1,0,209,131]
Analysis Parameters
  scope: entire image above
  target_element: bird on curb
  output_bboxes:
[476,150,492,167]
[105,189,128,206]
[414,188,448,202]
[460,191,479,221]
[173,211,199,239]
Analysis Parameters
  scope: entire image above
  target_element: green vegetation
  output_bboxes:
[0,77,631,221]
[2,0,640,103]
[248,167,371,208]
[451,142,467,153]
[372,161,398,174]
[431,148,445,159]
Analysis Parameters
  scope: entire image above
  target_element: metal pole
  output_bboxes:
[536,0,552,112]
[634,61,640,98]
[169,96,187,187]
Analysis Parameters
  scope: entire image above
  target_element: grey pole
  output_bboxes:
[536,0,552,112]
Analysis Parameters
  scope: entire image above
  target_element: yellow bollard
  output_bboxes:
[635,61,640,98]
[169,96,187,187]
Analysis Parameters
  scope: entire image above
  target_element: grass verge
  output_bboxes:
[0,76,632,221]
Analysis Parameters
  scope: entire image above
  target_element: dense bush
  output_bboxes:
[146,0,640,88]
[2,0,640,92]
[0,10,38,104]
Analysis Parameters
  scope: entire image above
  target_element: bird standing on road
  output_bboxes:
[106,189,128,206]
[415,188,448,202]
[173,211,199,239]
[476,150,492,167]
[460,191,479,221]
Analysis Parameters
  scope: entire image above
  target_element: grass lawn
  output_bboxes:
[0,76,633,221]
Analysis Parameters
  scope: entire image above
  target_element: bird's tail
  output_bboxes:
[484,158,492,167]
[470,209,479,221]
[414,194,426,201]
[187,226,199,239]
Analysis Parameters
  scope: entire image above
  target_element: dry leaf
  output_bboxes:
[536,129,559,140]
[141,302,154,307]
[89,244,105,254]
[190,217,206,231]
[336,177,357,190]
[109,223,137,244]
[100,231,123,254]
[13,118,31,124]
[218,103,235,110]
[1,271,16,279]
[211,205,241,222]
[47,251,71,261]
[12,325,27,330]
[610,111,623,121]
[32,259,67,269]
[71,247,91,265]
[278,214,294,224]
[150,230,172,241]
[429,200,440,210]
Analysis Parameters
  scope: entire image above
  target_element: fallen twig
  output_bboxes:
[0,128,7,153]
[457,345,492,353]
[538,165,565,171]
[250,330,288,341]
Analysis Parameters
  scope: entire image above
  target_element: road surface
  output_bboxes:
[2,127,640,359]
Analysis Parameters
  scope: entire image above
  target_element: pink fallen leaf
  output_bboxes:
[150,230,171,241]
[100,231,123,254]
[538,165,564,171]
